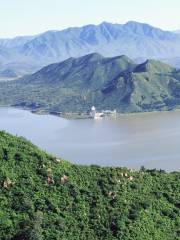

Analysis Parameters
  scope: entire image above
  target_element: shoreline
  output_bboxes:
[1,104,180,119]
[0,105,180,172]
[28,106,180,120]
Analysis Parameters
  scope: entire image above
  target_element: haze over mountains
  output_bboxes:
[1,21,180,77]
[174,30,180,34]
[0,53,180,113]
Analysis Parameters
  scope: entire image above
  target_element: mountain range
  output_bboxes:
[1,21,180,77]
[0,53,180,113]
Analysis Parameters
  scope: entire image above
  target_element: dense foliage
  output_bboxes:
[0,53,180,114]
[0,131,180,239]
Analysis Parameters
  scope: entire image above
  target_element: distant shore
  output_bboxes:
[31,109,91,119]
[30,107,180,119]
[1,104,180,120]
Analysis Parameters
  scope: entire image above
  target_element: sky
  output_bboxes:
[0,0,180,38]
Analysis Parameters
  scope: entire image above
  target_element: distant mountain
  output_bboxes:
[0,62,42,78]
[174,30,180,34]
[135,56,180,70]
[0,35,37,48]
[0,21,180,76]
[0,69,17,78]
[0,53,180,113]
[0,47,11,62]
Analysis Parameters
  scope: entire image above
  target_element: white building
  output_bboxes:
[90,106,104,119]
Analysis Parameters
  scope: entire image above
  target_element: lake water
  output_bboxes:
[0,107,180,171]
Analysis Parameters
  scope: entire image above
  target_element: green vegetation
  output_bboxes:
[0,53,180,114]
[0,131,180,239]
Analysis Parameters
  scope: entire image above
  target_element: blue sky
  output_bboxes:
[1,0,180,38]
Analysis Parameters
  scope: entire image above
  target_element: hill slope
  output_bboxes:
[1,21,180,75]
[161,57,180,69]
[0,53,180,113]
[0,131,180,239]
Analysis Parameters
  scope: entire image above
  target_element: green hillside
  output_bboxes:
[0,131,180,239]
[0,53,180,113]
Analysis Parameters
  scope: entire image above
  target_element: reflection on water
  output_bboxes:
[0,107,180,171]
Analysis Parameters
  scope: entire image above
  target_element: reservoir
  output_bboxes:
[0,107,180,171]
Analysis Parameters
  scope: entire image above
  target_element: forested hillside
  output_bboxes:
[0,53,180,113]
[0,131,180,239]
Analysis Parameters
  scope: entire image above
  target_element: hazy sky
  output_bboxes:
[1,0,180,38]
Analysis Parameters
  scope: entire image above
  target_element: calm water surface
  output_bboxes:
[0,107,180,171]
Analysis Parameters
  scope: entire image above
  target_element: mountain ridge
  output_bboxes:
[0,53,179,113]
[1,21,180,76]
